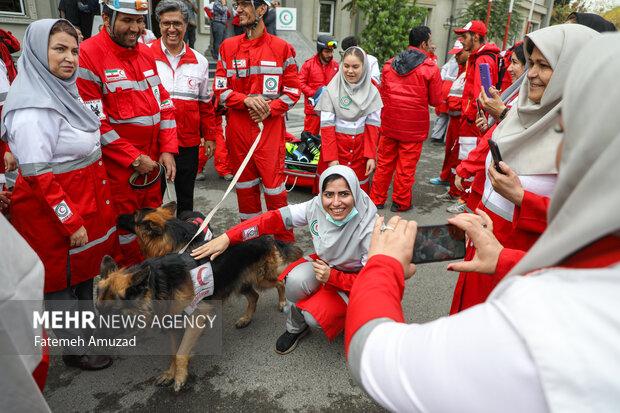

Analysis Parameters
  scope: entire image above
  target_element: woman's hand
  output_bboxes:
[479,86,506,119]
[454,174,464,192]
[368,215,417,279]
[312,259,331,283]
[488,161,524,206]
[0,191,11,212]
[447,209,503,274]
[4,152,17,172]
[203,139,216,159]
[70,226,88,247]
[191,233,230,260]
[328,160,339,167]
[365,158,376,176]
[475,112,489,133]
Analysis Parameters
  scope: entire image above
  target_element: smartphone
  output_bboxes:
[412,224,466,264]
[479,63,492,97]
[487,140,505,174]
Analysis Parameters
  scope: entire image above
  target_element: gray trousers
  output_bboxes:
[44,278,94,355]
[211,21,226,60]
[284,261,322,334]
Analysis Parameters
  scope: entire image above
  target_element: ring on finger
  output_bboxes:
[380,223,395,232]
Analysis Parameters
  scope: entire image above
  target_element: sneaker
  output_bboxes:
[375,203,385,210]
[429,177,450,186]
[435,191,456,201]
[195,172,206,181]
[275,326,309,355]
[222,174,233,181]
[446,200,466,214]
[390,203,412,213]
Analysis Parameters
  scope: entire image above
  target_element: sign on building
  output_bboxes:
[276,7,296,31]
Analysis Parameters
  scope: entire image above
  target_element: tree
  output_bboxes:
[459,0,523,45]
[342,0,428,64]
[551,0,588,25]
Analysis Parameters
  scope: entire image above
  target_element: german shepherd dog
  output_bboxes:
[97,211,302,391]
[116,202,300,328]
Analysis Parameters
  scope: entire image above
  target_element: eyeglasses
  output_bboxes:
[233,1,254,9]
[160,21,185,29]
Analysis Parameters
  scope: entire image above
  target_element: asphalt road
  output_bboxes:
[44,139,460,412]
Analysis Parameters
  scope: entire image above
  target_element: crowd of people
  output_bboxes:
[0,0,619,410]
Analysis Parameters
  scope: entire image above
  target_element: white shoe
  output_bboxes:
[446,201,466,214]
[195,172,206,181]
[435,191,456,201]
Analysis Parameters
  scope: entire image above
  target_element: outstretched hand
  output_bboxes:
[191,233,231,260]
[368,215,417,279]
[446,209,503,274]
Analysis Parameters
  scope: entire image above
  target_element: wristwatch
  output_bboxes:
[499,107,509,121]
[132,157,141,167]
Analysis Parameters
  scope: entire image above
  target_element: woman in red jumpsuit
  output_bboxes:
[2,19,120,370]
[315,46,382,193]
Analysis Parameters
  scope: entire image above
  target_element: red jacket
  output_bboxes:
[150,39,219,147]
[299,54,339,115]
[460,43,500,127]
[379,46,442,142]
[77,30,178,170]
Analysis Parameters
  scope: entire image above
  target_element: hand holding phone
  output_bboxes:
[488,139,505,174]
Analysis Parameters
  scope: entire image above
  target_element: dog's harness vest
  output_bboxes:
[179,227,215,315]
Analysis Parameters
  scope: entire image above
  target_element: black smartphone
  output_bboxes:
[412,224,466,264]
[488,139,505,174]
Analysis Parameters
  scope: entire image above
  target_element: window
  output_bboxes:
[0,0,25,15]
[318,1,335,35]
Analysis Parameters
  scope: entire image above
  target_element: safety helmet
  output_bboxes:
[317,35,337,53]
[101,0,149,15]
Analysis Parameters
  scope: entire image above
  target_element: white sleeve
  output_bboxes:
[357,303,547,413]
[5,108,61,168]
[320,110,335,127]
[279,200,311,229]
[366,109,381,127]
[0,60,9,108]
[198,55,213,102]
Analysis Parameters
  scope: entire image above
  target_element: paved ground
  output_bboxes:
[44,130,459,412]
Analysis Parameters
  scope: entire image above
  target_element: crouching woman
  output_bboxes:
[192,165,377,354]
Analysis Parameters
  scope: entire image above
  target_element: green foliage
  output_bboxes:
[459,0,523,45]
[343,0,428,64]
[550,0,588,25]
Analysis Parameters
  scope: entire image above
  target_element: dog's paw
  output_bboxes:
[277,301,286,312]
[173,375,187,393]
[154,371,174,387]
[234,316,252,329]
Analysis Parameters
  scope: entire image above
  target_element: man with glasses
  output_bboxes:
[299,35,339,135]
[77,0,178,265]
[213,0,300,240]
[149,0,221,214]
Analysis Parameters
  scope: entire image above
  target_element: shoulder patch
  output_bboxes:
[54,200,73,223]
[85,99,106,120]
[242,225,259,241]
[215,76,227,90]
[160,99,174,110]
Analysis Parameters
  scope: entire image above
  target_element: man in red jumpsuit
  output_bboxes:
[299,35,339,135]
[78,0,178,265]
[214,0,300,242]
[448,20,499,214]
[370,26,442,212]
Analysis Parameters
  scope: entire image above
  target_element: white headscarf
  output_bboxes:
[316,46,383,121]
[306,165,377,272]
[508,33,620,276]
[491,24,599,175]
[1,19,100,139]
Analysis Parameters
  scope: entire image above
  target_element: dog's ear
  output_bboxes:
[117,214,136,233]
[100,255,118,279]
[126,266,151,299]
[142,220,164,236]
[161,201,177,216]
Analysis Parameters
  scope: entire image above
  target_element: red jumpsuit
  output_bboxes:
[456,43,499,204]
[439,67,465,197]
[214,31,300,242]
[318,109,380,194]
[299,54,339,135]
[77,29,178,265]
[225,204,365,340]
[370,47,442,208]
